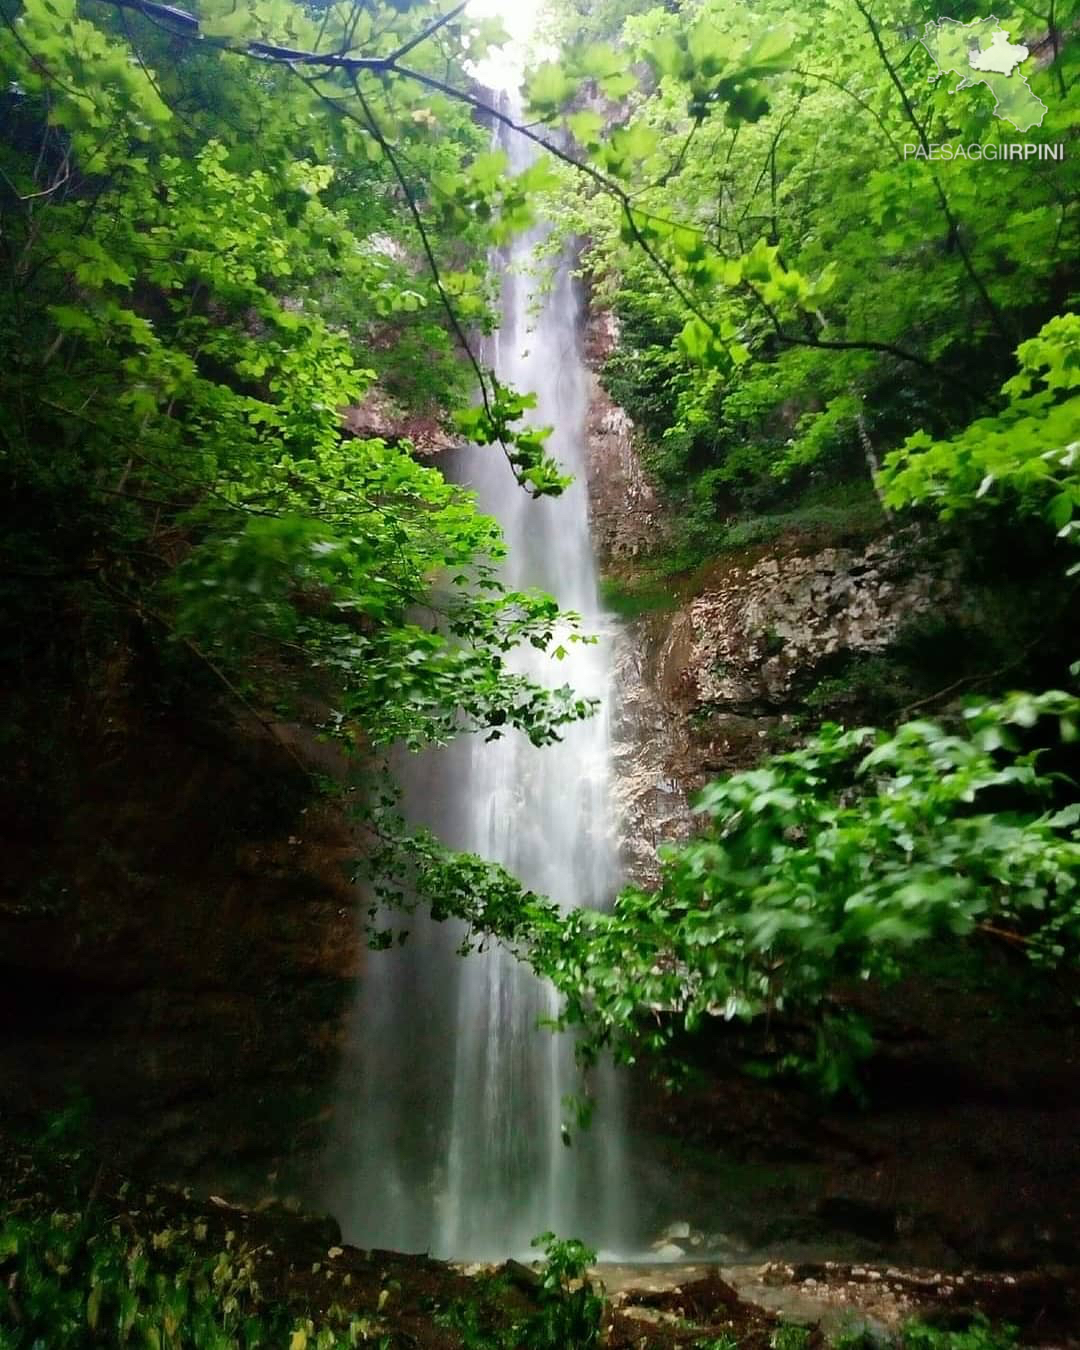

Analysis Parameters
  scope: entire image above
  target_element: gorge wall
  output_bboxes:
[585,304,961,884]
[582,301,1080,1270]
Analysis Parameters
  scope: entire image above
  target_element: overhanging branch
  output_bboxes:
[83,0,947,386]
[99,0,468,69]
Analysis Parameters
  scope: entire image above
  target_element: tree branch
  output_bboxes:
[101,0,468,70]
[84,0,956,384]
[745,282,940,373]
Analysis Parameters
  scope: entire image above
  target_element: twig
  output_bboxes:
[101,0,466,71]
[978,922,1033,947]
[898,639,1042,717]
[851,0,1010,346]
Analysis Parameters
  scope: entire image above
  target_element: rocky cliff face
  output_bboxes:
[581,306,689,881]
[581,307,961,883]
[661,539,948,720]
[583,309,666,567]
[603,533,962,884]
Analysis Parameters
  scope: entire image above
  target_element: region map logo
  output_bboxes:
[919,15,1047,132]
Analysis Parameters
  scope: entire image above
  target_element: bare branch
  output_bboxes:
[101,0,467,71]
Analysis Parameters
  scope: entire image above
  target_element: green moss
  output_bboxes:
[606,477,890,590]
[598,575,680,618]
[712,479,888,556]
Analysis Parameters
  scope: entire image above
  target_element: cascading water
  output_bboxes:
[334,91,629,1259]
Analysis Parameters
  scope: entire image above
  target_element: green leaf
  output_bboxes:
[567,109,604,146]
[525,61,577,116]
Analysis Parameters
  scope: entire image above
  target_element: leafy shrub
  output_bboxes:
[0,1211,367,1349]
[435,1234,603,1350]
[882,314,1080,558]
[772,1326,813,1350]
[377,687,1080,1093]
[520,1234,603,1350]
[902,1316,1018,1350]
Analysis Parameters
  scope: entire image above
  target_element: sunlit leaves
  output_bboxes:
[1006,313,1080,398]
[676,315,746,374]
[432,153,560,241]
[566,109,604,149]
[881,316,1080,541]
[641,19,798,124]
[744,24,799,73]
[550,0,1076,529]
[8,0,172,163]
[525,15,795,141]
[525,61,578,119]
[466,149,509,194]
[568,38,637,97]
[372,689,1080,1091]
[0,0,598,781]
[596,121,660,179]
[454,379,571,498]
[198,0,259,41]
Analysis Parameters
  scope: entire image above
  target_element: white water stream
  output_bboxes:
[335,97,630,1259]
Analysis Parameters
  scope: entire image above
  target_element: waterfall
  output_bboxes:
[333,92,629,1260]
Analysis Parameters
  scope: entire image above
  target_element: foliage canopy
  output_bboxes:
[2,0,1079,1099]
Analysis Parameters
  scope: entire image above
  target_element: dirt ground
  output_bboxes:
[4,1134,1077,1350]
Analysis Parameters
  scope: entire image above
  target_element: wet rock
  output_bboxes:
[674,538,951,716]
[272,1209,343,1257]
[341,393,460,457]
[608,620,692,886]
[628,1271,742,1320]
[588,459,958,885]
[582,309,666,565]
[500,1258,542,1293]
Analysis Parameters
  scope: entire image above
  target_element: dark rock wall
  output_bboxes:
[1,636,359,1201]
